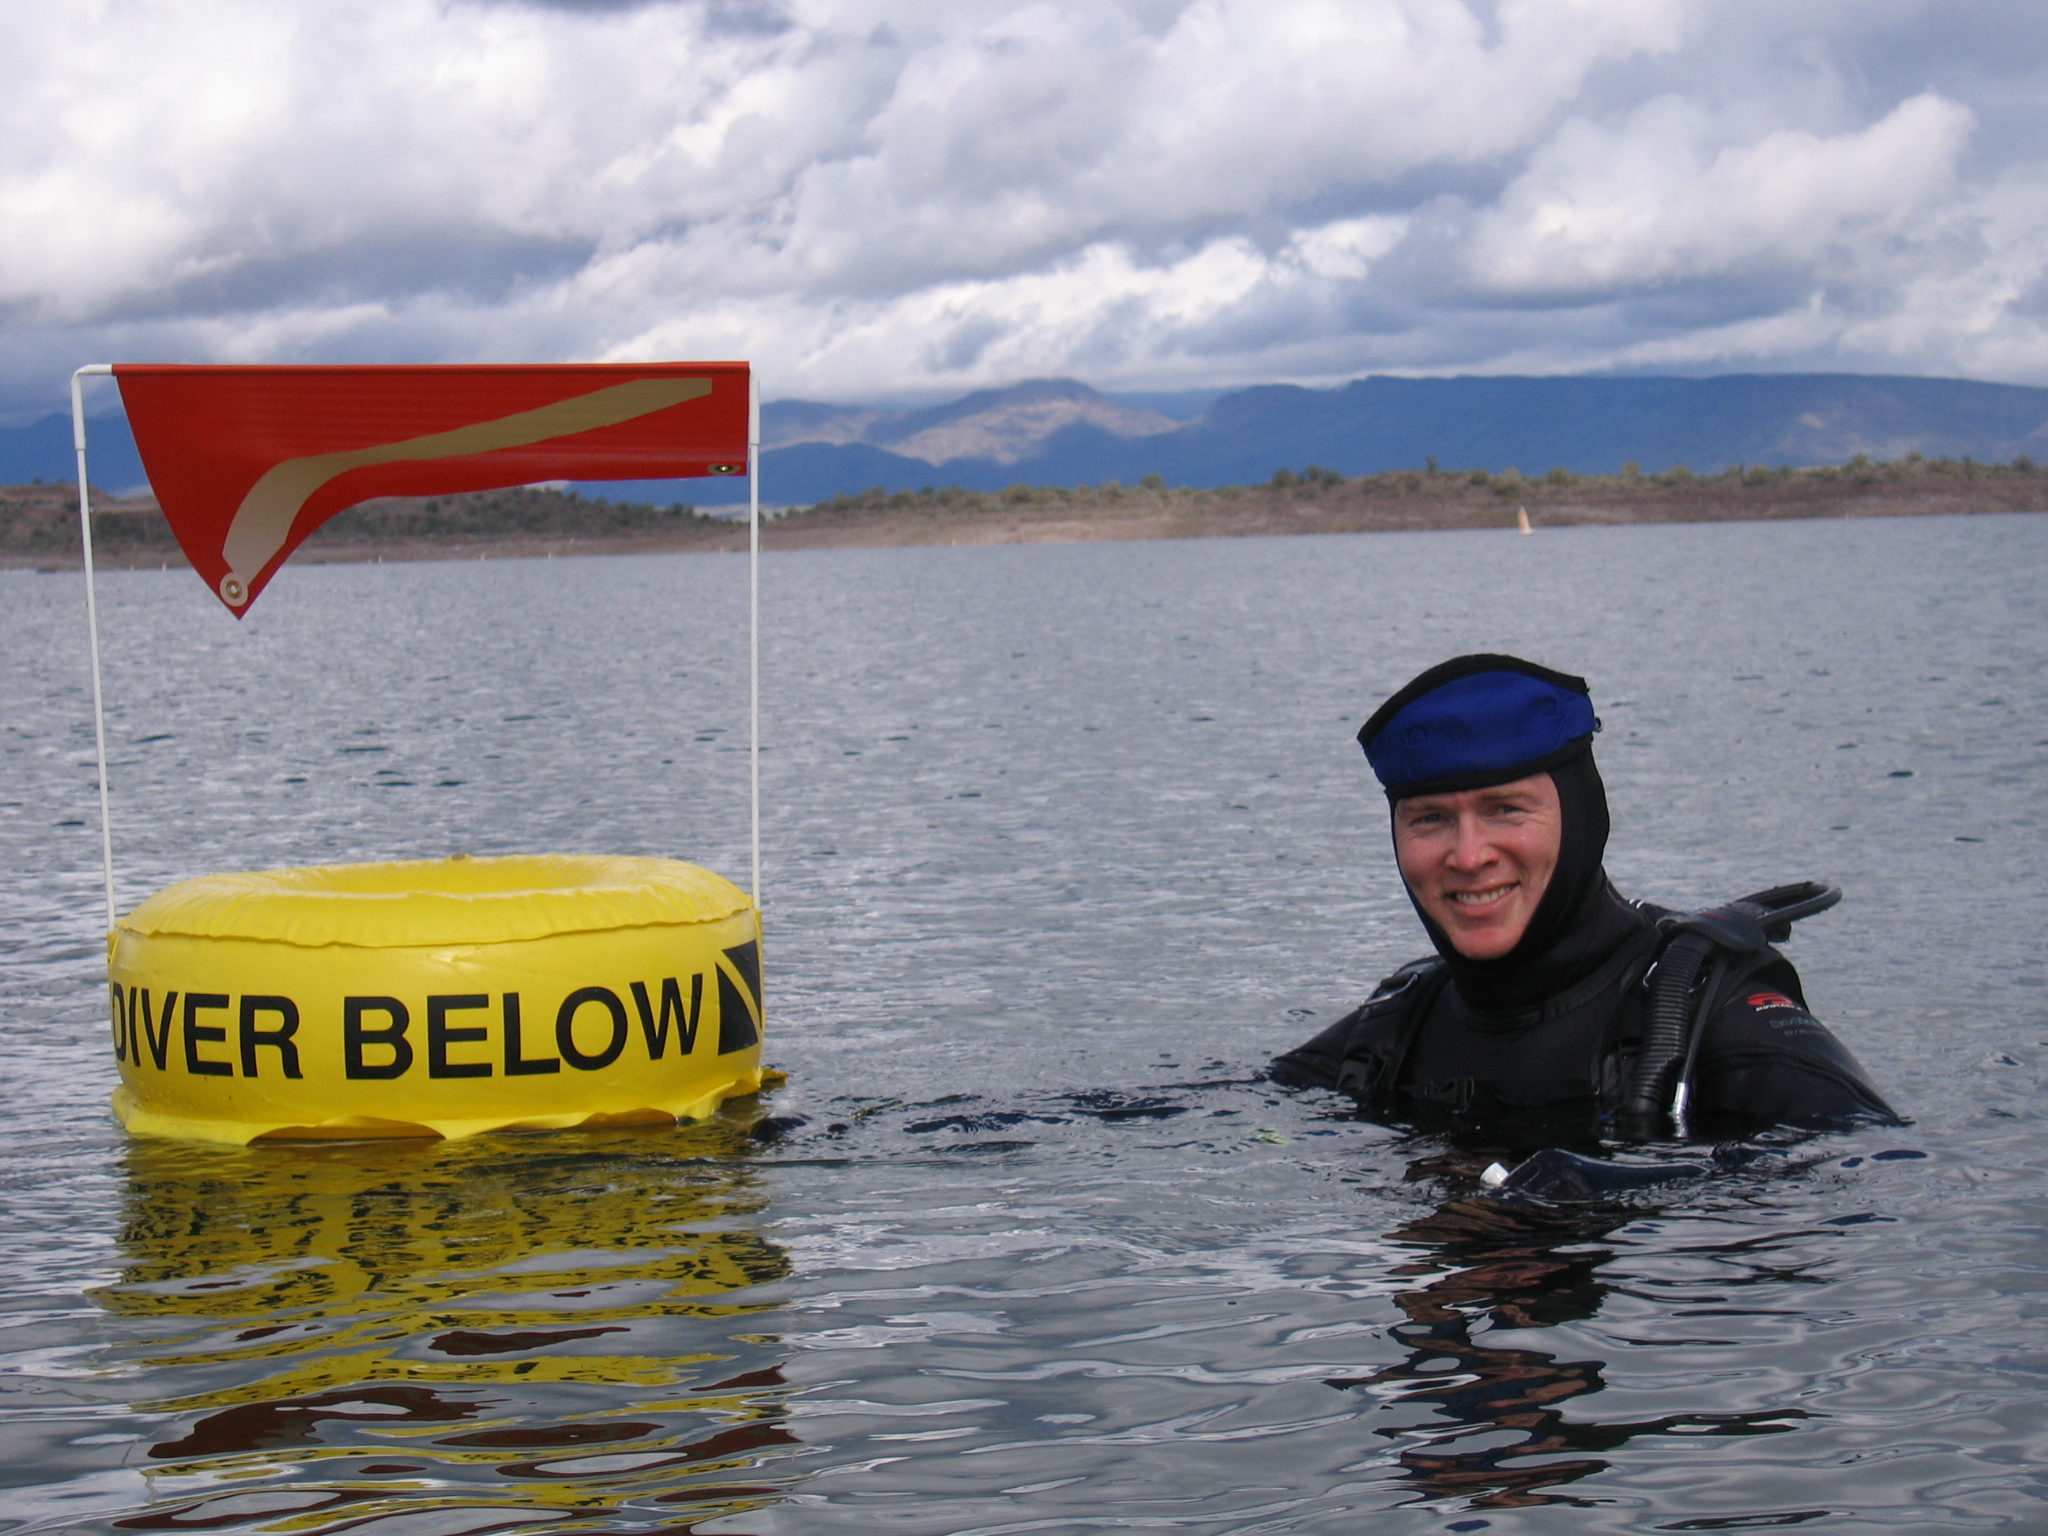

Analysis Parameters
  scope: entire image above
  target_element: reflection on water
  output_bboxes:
[1338,1152,1809,1511]
[95,1122,794,1532]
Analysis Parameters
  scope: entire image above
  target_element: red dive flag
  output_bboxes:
[113,362,751,615]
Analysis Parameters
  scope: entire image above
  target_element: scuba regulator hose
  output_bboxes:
[1617,881,1841,1140]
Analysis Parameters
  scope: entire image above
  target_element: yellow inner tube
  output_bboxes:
[107,854,766,1145]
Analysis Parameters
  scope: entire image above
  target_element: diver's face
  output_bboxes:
[1393,772,1562,961]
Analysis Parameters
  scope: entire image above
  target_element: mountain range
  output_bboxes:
[10,372,2048,508]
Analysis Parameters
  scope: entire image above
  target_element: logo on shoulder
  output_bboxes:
[1746,991,1801,1012]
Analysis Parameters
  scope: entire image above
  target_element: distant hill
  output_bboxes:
[0,409,146,493]
[766,377,1179,462]
[9,372,2048,510]
[667,372,2048,505]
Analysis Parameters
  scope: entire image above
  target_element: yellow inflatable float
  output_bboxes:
[106,854,766,1145]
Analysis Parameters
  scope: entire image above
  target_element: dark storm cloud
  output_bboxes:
[87,229,597,326]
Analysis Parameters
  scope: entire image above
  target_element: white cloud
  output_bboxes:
[1468,92,1977,293]
[5,0,2048,410]
[1288,217,1410,282]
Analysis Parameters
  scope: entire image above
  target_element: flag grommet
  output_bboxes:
[219,576,245,606]
[709,463,742,474]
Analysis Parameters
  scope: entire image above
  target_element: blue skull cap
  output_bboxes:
[1359,654,1598,799]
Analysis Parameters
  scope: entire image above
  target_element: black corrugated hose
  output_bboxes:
[1616,882,1842,1140]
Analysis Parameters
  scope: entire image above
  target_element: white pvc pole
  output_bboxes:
[748,369,761,906]
[70,365,117,931]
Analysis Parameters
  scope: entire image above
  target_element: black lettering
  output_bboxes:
[630,976,702,1059]
[556,986,628,1071]
[502,993,558,1076]
[428,994,492,1079]
[109,982,127,1064]
[344,997,413,1080]
[130,987,177,1071]
[239,995,302,1079]
[183,993,232,1076]
[715,965,760,1056]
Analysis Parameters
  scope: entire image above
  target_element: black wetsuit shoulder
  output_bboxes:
[1687,955,1900,1132]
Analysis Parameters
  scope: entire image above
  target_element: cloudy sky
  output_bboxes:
[5,0,2046,416]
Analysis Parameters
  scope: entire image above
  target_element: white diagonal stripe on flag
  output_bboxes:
[218,376,714,605]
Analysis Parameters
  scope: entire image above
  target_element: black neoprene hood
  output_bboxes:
[1359,653,1600,800]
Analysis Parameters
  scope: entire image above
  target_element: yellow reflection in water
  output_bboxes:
[94,1119,796,1532]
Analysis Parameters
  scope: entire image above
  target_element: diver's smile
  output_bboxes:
[1448,883,1517,907]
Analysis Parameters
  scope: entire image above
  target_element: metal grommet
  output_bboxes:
[708,463,742,475]
[219,575,246,606]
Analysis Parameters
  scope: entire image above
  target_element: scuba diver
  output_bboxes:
[1273,653,1900,1141]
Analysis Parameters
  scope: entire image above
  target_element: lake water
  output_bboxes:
[3,513,2046,1533]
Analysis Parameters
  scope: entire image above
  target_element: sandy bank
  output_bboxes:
[4,461,2041,571]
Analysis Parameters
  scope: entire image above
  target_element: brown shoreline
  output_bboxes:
[4,462,2041,571]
